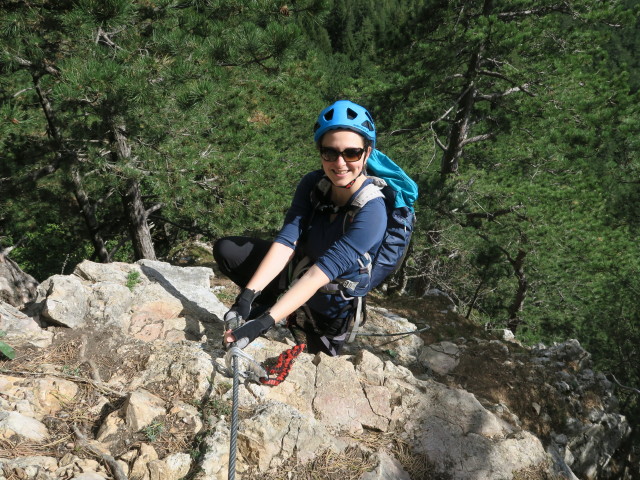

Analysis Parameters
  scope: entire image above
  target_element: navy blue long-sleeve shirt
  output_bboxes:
[274,170,386,318]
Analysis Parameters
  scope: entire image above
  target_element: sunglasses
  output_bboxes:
[320,146,365,163]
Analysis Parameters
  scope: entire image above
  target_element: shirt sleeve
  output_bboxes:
[315,196,387,281]
[273,170,322,249]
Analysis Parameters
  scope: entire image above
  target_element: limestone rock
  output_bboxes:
[96,411,125,446]
[129,443,159,480]
[361,450,411,480]
[195,418,233,480]
[86,282,134,331]
[123,389,166,432]
[314,353,389,433]
[0,301,52,349]
[73,260,141,285]
[0,375,78,420]
[161,452,192,480]
[37,275,88,328]
[0,254,38,308]
[239,402,342,470]
[0,455,57,480]
[137,259,227,322]
[72,473,107,480]
[0,411,49,441]
[348,306,424,365]
[418,340,461,375]
[130,340,214,401]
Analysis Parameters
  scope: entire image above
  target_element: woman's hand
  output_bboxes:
[223,288,260,329]
[223,313,275,349]
[223,329,236,346]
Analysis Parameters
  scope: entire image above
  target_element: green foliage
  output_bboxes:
[203,397,232,417]
[143,421,165,442]
[7,225,93,281]
[0,331,16,360]
[125,271,141,291]
[62,365,82,376]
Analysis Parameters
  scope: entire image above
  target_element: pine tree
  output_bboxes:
[0,0,321,275]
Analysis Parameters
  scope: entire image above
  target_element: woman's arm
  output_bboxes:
[224,264,330,344]
[244,241,295,293]
[242,171,321,292]
[268,265,330,322]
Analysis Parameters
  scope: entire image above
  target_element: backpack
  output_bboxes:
[310,150,418,294]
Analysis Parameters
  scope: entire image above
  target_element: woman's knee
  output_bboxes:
[213,237,234,274]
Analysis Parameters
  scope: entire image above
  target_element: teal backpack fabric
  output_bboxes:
[367,150,418,211]
[364,149,418,289]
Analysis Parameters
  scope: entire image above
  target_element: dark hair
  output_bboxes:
[315,128,373,151]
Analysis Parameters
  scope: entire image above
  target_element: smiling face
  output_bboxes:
[320,130,371,189]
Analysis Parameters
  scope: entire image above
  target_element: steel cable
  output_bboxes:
[228,354,239,480]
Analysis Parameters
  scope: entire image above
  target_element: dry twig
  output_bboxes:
[71,424,128,480]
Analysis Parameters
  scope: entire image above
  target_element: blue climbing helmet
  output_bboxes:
[313,100,376,147]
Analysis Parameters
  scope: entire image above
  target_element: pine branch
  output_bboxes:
[461,204,525,225]
[609,374,640,395]
[496,4,572,20]
[460,133,495,147]
[145,203,163,219]
[95,26,125,50]
[477,85,536,101]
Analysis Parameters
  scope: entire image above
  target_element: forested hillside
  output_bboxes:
[2,0,639,450]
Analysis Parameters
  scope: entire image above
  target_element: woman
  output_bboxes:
[214,100,387,356]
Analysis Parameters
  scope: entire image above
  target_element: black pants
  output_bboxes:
[213,236,350,356]
[213,236,285,306]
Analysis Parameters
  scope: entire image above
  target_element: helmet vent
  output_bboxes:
[313,100,376,145]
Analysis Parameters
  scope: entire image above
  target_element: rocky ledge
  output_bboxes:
[0,260,633,479]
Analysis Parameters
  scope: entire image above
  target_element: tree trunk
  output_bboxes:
[109,116,157,261]
[440,0,493,175]
[506,249,527,333]
[32,72,112,262]
[121,178,157,260]
[71,167,110,263]
[441,79,477,175]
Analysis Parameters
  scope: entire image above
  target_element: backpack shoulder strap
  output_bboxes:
[342,179,386,232]
[349,178,386,210]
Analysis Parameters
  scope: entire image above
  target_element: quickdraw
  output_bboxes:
[259,343,306,386]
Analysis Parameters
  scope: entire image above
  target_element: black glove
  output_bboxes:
[224,288,260,330]
[230,313,275,349]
